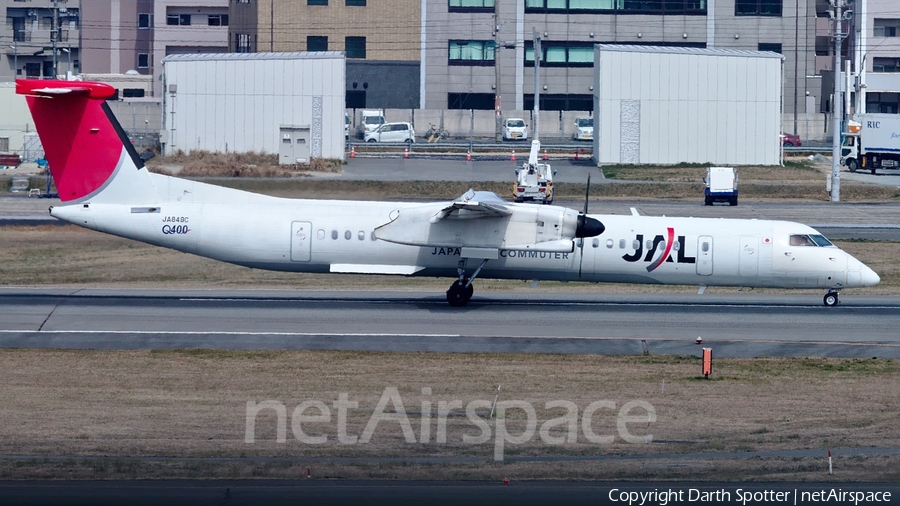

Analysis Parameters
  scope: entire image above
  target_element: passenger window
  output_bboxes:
[673,241,680,251]
[633,240,640,250]
[358,231,365,240]
[331,230,338,240]
[317,229,325,240]
[701,242,709,252]
[606,239,613,248]
[592,238,599,248]
[619,239,626,249]
[646,240,653,250]
[344,230,352,240]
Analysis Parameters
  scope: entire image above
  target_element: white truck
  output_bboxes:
[513,140,554,204]
[356,109,385,139]
[704,167,738,206]
[841,115,900,175]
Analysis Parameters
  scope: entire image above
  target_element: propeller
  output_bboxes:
[576,173,604,279]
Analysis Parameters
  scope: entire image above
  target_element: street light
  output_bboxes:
[8,43,17,78]
[61,47,70,79]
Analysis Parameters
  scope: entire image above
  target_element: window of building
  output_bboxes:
[524,0,704,13]
[309,0,328,5]
[137,53,149,68]
[449,40,495,65]
[449,0,494,12]
[865,92,899,114]
[874,19,900,37]
[525,42,595,67]
[166,14,191,25]
[234,33,253,53]
[0,137,8,152]
[872,58,899,73]
[346,0,367,5]
[138,13,152,29]
[346,37,366,59]
[307,36,328,51]
[524,94,592,111]
[208,14,228,26]
[758,43,782,53]
[735,0,781,16]
[448,93,495,110]
[122,88,146,98]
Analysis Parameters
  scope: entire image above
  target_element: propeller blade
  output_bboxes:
[583,173,591,216]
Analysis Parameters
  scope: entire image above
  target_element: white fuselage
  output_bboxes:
[51,172,878,291]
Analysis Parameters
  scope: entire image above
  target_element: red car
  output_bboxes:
[781,133,802,147]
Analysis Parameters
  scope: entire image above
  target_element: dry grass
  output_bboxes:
[601,160,824,183]
[145,150,343,177]
[1,225,898,295]
[0,350,897,480]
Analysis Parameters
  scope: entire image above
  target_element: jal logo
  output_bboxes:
[622,228,696,272]
[162,224,190,235]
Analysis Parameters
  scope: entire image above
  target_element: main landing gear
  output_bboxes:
[446,258,488,307]
[823,290,840,307]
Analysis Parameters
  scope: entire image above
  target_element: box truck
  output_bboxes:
[841,115,900,175]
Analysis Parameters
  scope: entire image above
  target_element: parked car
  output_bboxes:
[364,122,415,143]
[502,118,528,141]
[780,132,802,147]
[573,116,593,141]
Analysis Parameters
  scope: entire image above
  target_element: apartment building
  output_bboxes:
[229,0,421,108]
[2,0,80,81]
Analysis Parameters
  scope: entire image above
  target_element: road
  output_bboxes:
[2,289,898,358]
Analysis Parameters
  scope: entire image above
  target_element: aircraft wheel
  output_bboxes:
[447,281,471,307]
[823,292,839,307]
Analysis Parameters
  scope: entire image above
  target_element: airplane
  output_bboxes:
[16,79,880,307]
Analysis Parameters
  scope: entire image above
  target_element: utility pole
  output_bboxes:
[532,28,541,142]
[830,0,852,203]
[51,0,60,78]
[493,6,502,142]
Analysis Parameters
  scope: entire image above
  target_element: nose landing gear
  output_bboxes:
[823,290,839,307]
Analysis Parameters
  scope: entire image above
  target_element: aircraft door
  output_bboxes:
[739,236,758,276]
[696,236,713,276]
[291,221,312,262]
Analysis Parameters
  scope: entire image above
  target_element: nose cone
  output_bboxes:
[861,265,881,287]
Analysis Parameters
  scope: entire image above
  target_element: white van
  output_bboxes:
[364,122,415,143]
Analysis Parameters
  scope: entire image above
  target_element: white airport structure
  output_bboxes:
[160,52,346,161]
[593,46,783,166]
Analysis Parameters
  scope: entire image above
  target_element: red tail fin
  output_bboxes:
[16,79,142,202]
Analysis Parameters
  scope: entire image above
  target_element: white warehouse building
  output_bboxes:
[593,46,783,167]
[161,52,346,161]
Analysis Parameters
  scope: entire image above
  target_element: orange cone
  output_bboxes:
[573,150,579,162]
[349,145,356,158]
[404,146,409,159]
[510,149,516,162]
[466,150,472,162]
[543,149,549,161]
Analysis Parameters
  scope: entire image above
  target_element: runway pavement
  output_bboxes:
[2,289,898,358]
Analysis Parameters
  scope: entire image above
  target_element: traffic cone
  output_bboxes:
[349,145,356,158]
[404,146,409,159]
[510,149,516,162]
[543,149,549,161]
[573,150,579,162]
[466,150,472,161]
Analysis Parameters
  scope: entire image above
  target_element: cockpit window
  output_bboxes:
[789,234,816,246]
[809,234,834,247]
[790,234,833,247]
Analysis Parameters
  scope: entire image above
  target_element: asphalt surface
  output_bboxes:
[2,289,899,358]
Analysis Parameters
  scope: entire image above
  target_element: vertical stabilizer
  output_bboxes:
[16,79,155,203]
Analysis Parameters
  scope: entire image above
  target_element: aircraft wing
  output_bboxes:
[375,190,599,253]
[428,190,512,223]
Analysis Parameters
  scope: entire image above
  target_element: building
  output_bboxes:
[424,0,818,139]
[228,0,421,108]
[593,46,782,166]
[2,0,80,81]
[78,0,229,96]
[161,52,346,160]
[847,0,900,115]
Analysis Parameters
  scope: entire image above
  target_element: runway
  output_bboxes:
[2,289,899,358]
